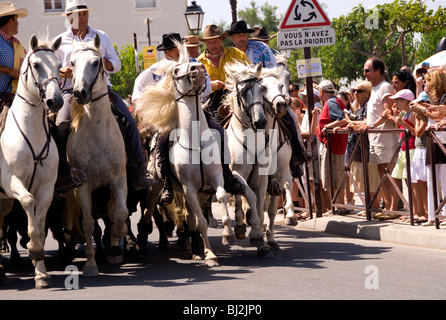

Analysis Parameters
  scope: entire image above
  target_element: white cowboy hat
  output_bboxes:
[0,2,28,19]
[62,0,93,16]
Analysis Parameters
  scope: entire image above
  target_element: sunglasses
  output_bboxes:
[352,89,365,93]
[363,69,371,73]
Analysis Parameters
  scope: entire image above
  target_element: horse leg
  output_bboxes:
[184,188,219,267]
[77,186,99,277]
[234,195,246,239]
[266,194,280,250]
[26,190,53,289]
[214,184,234,246]
[106,182,128,264]
[0,199,14,284]
[284,171,298,226]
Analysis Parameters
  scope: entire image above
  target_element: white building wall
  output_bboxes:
[12,0,189,60]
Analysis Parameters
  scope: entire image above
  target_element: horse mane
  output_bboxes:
[260,66,280,80]
[222,61,260,111]
[136,39,190,135]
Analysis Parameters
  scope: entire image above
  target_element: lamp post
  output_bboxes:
[229,0,237,23]
[184,1,205,35]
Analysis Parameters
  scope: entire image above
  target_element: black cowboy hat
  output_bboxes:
[156,33,182,51]
[251,26,277,41]
[227,20,254,35]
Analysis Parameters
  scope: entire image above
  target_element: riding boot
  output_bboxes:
[129,165,156,191]
[159,176,173,205]
[222,164,245,195]
[50,120,87,195]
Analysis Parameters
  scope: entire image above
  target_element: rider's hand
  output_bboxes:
[60,67,73,78]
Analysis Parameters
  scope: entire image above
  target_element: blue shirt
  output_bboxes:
[0,35,14,94]
[245,40,277,69]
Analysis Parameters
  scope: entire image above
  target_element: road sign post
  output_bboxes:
[279,0,334,217]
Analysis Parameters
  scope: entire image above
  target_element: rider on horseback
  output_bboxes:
[133,32,246,204]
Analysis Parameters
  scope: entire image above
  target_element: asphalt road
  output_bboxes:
[1,202,446,303]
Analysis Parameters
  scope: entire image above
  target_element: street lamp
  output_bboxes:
[184,1,204,35]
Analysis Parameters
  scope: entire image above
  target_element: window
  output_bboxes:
[44,0,64,12]
[135,0,156,9]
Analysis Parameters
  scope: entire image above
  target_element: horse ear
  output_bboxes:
[256,62,263,72]
[94,34,101,50]
[52,36,62,52]
[30,34,38,51]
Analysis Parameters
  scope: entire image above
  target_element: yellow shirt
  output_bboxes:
[198,47,250,90]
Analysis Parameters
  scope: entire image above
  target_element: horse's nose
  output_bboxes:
[74,89,89,104]
[254,117,267,130]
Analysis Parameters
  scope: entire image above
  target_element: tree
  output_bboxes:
[110,44,143,98]
[321,0,446,85]
[238,1,281,32]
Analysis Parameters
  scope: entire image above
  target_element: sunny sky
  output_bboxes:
[199,0,446,27]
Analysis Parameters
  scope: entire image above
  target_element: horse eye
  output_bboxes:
[70,61,76,67]
[32,62,40,69]
[92,60,99,66]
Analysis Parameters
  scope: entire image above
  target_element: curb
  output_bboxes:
[296,215,446,251]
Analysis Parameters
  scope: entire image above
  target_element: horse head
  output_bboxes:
[71,34,105,105]
[260,68,287,119]
[275,53,291,103]
[173,61,207,98]
[225,62,266,130]
[20,34,63,113]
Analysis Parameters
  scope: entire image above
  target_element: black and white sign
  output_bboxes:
[277,27,336,50]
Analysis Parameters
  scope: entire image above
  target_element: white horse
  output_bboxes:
[275,54,300,225]
[67,35,128,276]
[0,35,63,288]
[260,67,294,249]
[224,62,278,256]
[137,41,228,267]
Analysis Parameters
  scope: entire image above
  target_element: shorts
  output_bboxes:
[320,145,345,191]
[350,161,380,193]
[369,145,398,165]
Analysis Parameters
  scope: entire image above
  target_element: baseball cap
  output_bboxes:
[389,89,415,101]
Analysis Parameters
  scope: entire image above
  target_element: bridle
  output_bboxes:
[11,47,60,191]
[16,48,61,108]
[173,61,208,101]
[231,77,264,131]
[71,47,108,103]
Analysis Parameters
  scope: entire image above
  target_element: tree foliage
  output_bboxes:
[110,44,143,98]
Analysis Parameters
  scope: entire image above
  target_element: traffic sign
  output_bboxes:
[277,27,336,50]
[279,0,331,30]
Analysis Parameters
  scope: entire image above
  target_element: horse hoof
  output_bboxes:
[83,265,99,277]
[106,254,123,264]
[285,217,298,226]
[257,244,273,258]
[267,241,280,251]
[249,237,265,247]
[35,277,51,289]
[222,233,236,246]
[205,258,220,268]
[234,224,246,239]
[192,254,204,261]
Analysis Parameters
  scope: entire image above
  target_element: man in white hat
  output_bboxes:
[0,2,27,106]
[55,0,154,190]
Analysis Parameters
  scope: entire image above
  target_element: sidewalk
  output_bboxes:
[294,213,446,251]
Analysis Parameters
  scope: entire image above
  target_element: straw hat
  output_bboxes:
[62,0,93,16]
[0,2,28,18]
[184,35,200,47]
[199,24,228,41]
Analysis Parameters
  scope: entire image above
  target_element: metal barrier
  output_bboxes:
[323,127,415,224]
[427,127,446,229]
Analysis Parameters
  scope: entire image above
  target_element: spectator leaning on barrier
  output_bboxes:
[316,80,349,215]
[363,57,399,213]
[411,68,446,226]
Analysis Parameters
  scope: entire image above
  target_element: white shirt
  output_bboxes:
[132,57,211,101]
[367,80,398,147]
[55,26,121,90]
